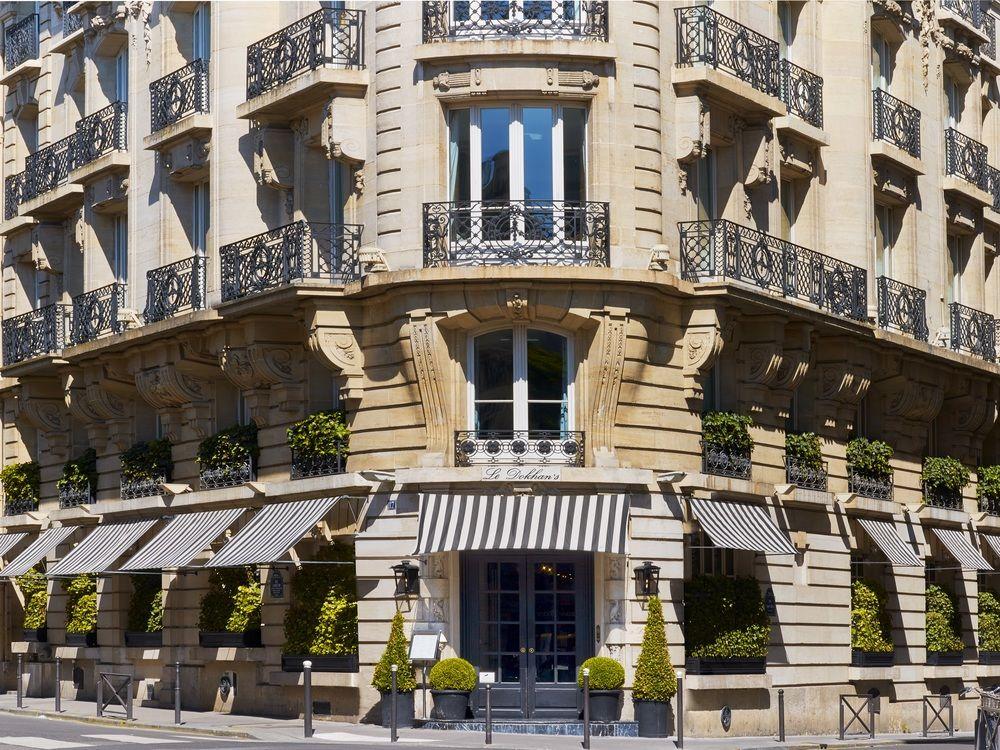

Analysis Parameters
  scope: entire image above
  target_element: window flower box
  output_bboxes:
[980,651,1000,665]
[281,654,359,673]
[66,631,97,647]
[22,627,46,643]
[851,649,893,668]
[926,650,963,666]
[684,657,766,675]
[199,629,262,648]
[124,631,162,648]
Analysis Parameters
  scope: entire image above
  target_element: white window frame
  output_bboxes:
[115,47,128,104]
[193,181,209,258]
[874,203,894,279]
[872,30,891,91]
[946,76,962,128]
[193,2,211,61]
[947,234,966,305]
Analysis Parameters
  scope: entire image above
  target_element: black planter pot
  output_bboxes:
[685,657,766,675]
[281,654,359,673]
[634,699,670,738]
[199,630,262,648]
[584,690,623,722]
[980,651,1000,665]
[22,627,47,643]
[926,650,963,666]
[851,650,894,668]
[124,631,162,648]
[379,690,415,728]
[66,631,98,647]
[431,690,470,720]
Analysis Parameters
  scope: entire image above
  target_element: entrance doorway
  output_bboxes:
[460,552,593,719]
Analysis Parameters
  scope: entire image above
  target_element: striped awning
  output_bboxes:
[0,532,27,560]
[982,533,1000,560]
[688,497,797,555]
[932,527,992,571]
[414,494,629,556]
[48,520,157,577]
[206,497,340,568]
[118,509,244,571]
[857,517,922,568]
[0,527,76,578]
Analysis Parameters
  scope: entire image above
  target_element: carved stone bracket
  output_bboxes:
[814,340,873,436]
[736,318,811,422]
[253,126,294,190]
[938,378,998,463]
[408,309,450,465]
[876,364,945,454]
[323,97,366,165]
[589,307,629,467]
[218,343,306,425]
[681,305,730,406]
[133,365,213,441]
[12,380,70,459]
[304,306,364,406]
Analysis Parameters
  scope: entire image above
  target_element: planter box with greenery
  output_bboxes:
[926,583,964,664]
[17,568,47,640]
[429,657,476,721]
[22,627,47,642]
[784,432,827,491]
[1,461,39,516]
[979,466,1000,515]
[65,575,97,647]
[979,590,1000,664]
[120,439,173,500]
[685,575,769,675]
[282,543,359,672]
[577,656,624,723]
[288,410,350,480]
[921,457,969,510]
[701,412,753,479]
[632,595,677,738]
[197,424,258,490]
[198,568,262,648]
[851,579,894,667]
[57,449,96,509]
[372,611,417,728]
[125,574,163,648]
[846,438,894,500]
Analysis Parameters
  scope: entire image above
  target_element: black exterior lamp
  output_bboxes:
[392,560,420,597]
[634,560,660,598]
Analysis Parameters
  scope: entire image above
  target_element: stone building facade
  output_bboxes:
[0,0,998,738]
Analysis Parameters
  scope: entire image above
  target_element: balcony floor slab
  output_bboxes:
[414,38,617,64]
[0,58,41,87]
[910,503,971,525]
[871,140,925,175]
[20,182,84,219]
[673,65,786,118]
[0,214,37,237]
[974,512,1000,530]
[143,112,212,151]
[51,27,83,55]
[835,495,901,517]
[943,175,993,207]
[237,67,368,121]
[774,115,829,147]
[69,150,129,184]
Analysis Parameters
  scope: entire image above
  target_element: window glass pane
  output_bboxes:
[563,108,586,202]
[449,109,470,203]
[481,108,510,202]
[475,330,513,399]
[526,330,566,399]
[528,403,564,432]
[476,402,513,432]
[482,1,510,20]
[453,1,470,21]
[524,1,552,21]
[523,107,553,202]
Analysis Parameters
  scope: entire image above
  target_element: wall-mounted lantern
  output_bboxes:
[392,560,420,597]
[634,560,660,598]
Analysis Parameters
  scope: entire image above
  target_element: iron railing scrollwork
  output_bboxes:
[701,440,751,480]
[121,475,168,501]
[219,220,363,302]
[200,455,255,490]
[984,12,997,60]
[1,304,72,365]
[989,164,1000,212]
[144,256,206,323]
[872,88,920,158]
[3,496,38,516]
[59,481,93,509]
[73,101,128,169]
[949,301,996,361]
[71,283,127,345]
[247,8,365,98]
[780,59,823,128]
[847,468,893,501]
[922,482,963,510]
[150,58,209,132]
[290,451,346,480]
[784,455,828,491]
[454,430,585,467]
[423,200,610,267]
[876,276,929,341]
[980,494,1000,515]
[945,127,987,189]
[941,0,982,28]
[62,5,83,36]
[24,133,76,201]
[4,14,38,71]
[678,219,868,321]
[422,0,608,42]
[4,171,24,220]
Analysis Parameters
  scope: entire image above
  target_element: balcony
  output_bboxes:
[949,301,996,361]
[3,496,37,517]
[981,494,1000,516]
[678,219,868,322]
[872,89,920,160]
[944,128,992,205]
[847,468,893,501]
[423,200,609,267]
[58,481,93,509]
[22,133,82,215]
[220,220,363,303]
[291,451,346,480]
[984,13,997,63]
[455,431,585,467]
[70,101,128,180]
[422,1,608,42]
[1,304,72,366]
[144,256,206,323]
[876,276,929,341]
[149,58,209,134]
[989,165,1000,214]
[70,283,127,346]
[940,0,983,28]
[200,455,254,491]
[779,59,823,129]
[784,455,828,492]
[923,483,963,511]
[1,14,39,84]
[701,440,751,480]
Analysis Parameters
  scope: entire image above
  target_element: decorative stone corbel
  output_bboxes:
[304,306,364,406]
[133,365,213,441]
[408,309,450,465]
[218,344,306,426]
[938,378,998,463]
[675,96,709,187]
[323,97,366,165]
[253,126,294,190]
[814,340,872,436]
[681,305,729,405]
[358,246,388,273]
[741,122,773,189]
[12,380,70,459]
[589,307,629,467]
[876,366,945,454]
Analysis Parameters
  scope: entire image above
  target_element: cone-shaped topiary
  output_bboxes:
[632,595,677,702]
[371,610,416,694]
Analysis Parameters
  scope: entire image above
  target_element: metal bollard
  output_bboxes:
[16,654,22,709]
[677,676,684,749]
[54,657,61,713]
[923,699,928,739]
[126,676,133,722]
[949,699,954,738]
[485,684,492,745]
[868,695,875,740]
[778,688,784,742]
[582,668,591,750]
[174,662,181,725]
[303,660,313,738]
[391,664,398,743]
[97,673,103,717]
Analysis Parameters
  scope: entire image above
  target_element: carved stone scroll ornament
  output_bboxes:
[814,346,872,436]
[408,310,450,464]
[12,382,70,459]
[681,306,729,405]
[323,97,366,165]
[938,380,998,463]
[218,345,306,425]
[589,307,629,467]
[877,371,945,454]
[305,309,364,406]
[133,365,213,441]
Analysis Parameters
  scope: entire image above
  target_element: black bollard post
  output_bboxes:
[949,698,954,738]
[54,657,61,713]
[391,664,398,743]
[303,660,313,738]
[778,688,784,742]
[126,676,133,722]
[97,673,103,717]
[677,676,684,749]
[582,668,591,750]
[868,695,875,740]
[16,654,22,709]
[485,684,493,745]
[174,662,181,725]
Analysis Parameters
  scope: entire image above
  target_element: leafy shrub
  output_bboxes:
[282,543,358,656]
[785,432,823,469]
[17,568,47,629]
[685,575,769,659]
[196,424,259,471]
[702,412,753,454]
[851,580,893,653]
[198,568,261,633]
[577,656,625,691]
[847,437,893,479]
[980,591,1000,652]
[429,658,477,692]
[127,574,163,633]
[121,440,173,483]
[372,611,416,694]
[57,449,97,493]
[926,584,964,652]
[632,595,677,702]
[921,456,970,494]
[979,466,1000,501]
[1,462,39,507]
[287,411,350,457]
[65,575,97,635]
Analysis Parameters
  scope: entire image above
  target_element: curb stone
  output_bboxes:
[0,706,254,739]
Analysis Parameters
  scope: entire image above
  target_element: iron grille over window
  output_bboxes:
[984,12,997,59]
[144,256,206,323]
[74,102,128,169]
[1,304,72,365]
[989,165,1000,212]
[200,455,255,490]
[923,482,963,510]
[3,495,37,516]
[945,128,987,189]
[150,58,209,132]
[4,14,38,71]
[847,468,893,501]
[872,89,920,158]
[59,482,93,509]
[876,276,928,341]
[62,5,83,36]
[290,451,346,480]
[71,283,127,345]
[780,59,823,128]
[422,0,608,42]
[949,301,996,361]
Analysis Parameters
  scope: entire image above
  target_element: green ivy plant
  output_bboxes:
[980,591,1000,652]
[577,656,625,691]
[632,595,677,702]
[371,610,417,694]
[127,574,163,633]
[926,584,964,653]
[287,411,350,457]
[282,543,358,656]
[979,466,1000,502]
[429,658,477,692]
[65,575,97,635]
[785,432,823,469]
[846,437,893,480]
[685,575,770,659]
[921,456,970,494]
[57,449,97,493]
[17,568,47,629]
[702,412,754,455]
[196,424,259,472]
[198,568,261,633]
[851,579,893,653]
[0,462,39,508]
[121,440,173,484]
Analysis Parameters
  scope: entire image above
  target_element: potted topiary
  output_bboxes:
[926,583,964,665]
[17,568,48,642]
[632,595,677,738]
[198,568,262,648]
[784,432,826,490]
[197,424,259,490]
[978,465,1000,515]
[701,412,753,479]
[65,575,98,647]
[371,610,417,728]
[851,579,893,667]
[125,574,163,648]
[288,410,351,479]
[846,437,894,500]
[428,657,476,720]
[980,590,1000,664]
[1,461,40,515]
[685,575,769,674]
[120,439,173,499]
[578,656,624,722]
[921,456,970,510]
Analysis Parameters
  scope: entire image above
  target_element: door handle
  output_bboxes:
[520,647,526,653]
[528,647,535,654]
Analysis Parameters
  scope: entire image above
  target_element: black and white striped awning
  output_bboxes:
[932,527,992,570]
[206,497,340,568]
[0,527,76,578]
[982,533,1000,560]
[118,509,244,571]
[0,532,27,560]
[414,494,629,556]
[857,517,922,568]
[48,521,157,577]
[688,497,797,555]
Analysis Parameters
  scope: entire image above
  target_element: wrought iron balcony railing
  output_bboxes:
[144,256,206,323]
[780,59,823,128]
[3,496,37,516]
[4,172,24,221]
[150,58,209,132]
[945,128,987,189]
[200,455,255,491]
[989,165,1000,212]
[678,219,868,321]
[423,200,609,267]
[1,304,72,365]
[63,11,82,37]
[950,301,996,361]
[701,440,751,480]
[675,5,779,97]
[246,8,365,99]
[121,475,167,501]
[291,450,347,480]
[24,133,76,201]
[877,276,929,341]
[422,0,608,42]
[941,0,982,27]
[58,481,93,509]
[981,493,1000,515]
[923,482,964,510]
[73,102,127,170]
[872,89,920,158]
[219,220,363,302]
[784,455,828,492]
[71,283,127,345]
[984,12,997,60]
[455,430,585,467]
[4,14,38,71]
[847,468,893,501]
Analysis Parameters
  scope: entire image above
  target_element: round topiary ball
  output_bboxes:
[577,656,625,691]
[428,657,477,692]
